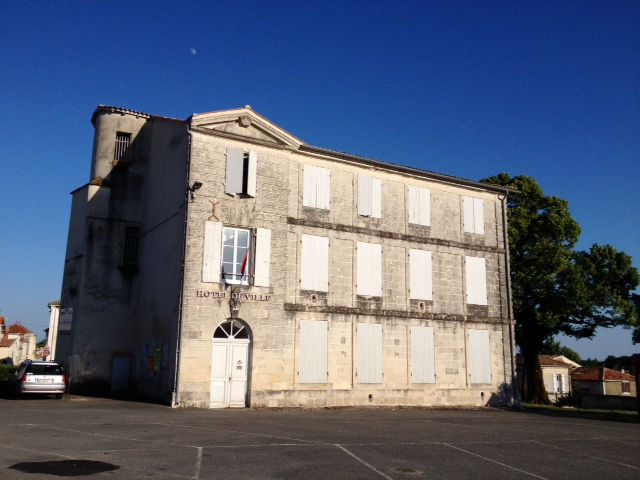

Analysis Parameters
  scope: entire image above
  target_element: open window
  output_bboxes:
[202,222,271,287]
[225,148,257,197]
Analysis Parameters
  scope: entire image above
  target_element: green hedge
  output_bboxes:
[0,364,18,381]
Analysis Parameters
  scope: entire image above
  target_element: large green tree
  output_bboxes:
[482,174,639,404]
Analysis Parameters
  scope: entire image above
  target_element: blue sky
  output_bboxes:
[1,1,638,360]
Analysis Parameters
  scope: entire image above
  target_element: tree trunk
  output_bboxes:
[521,348,551,404]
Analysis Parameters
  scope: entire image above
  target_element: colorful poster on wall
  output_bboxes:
[139,340,169,379]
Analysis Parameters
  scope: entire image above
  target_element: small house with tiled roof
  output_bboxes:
[572,366,636,397]
[516,354,577,402]
[0,318,36,364]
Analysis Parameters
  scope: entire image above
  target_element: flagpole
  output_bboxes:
[235,248,250,313]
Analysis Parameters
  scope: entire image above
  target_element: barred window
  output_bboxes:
[122,226,140,267]
[114,132,131,163]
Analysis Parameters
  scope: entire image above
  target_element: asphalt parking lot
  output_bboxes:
[0,395,638,479]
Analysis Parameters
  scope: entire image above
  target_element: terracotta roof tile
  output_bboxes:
[6,323,33,335]
[538,355,571,367]
[572,367,634,382]
[0,337,15,347]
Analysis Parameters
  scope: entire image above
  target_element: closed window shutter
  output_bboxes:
[408,186,420,224]
[473,198,484,234]
[411,326,435,384]
[246,150,258,197]
[409,186,431,226]
[561,374,566,393]
[203,221,223,282]
[299,320,328,384]
[357,242,382,296]
[409,249,432,300]
[358,323,383,383]
[358,175,372,216]
[315,236,329,291]
[253,228,271,287]
[469,329,491,384]
[371,178,382,218]
[463,196,474,233]
[225,148,244,195]
[465,256,487,305]
[301,234,329,292]
[420,188,431,226]
[317,167,331,210]
[303,165,317,207]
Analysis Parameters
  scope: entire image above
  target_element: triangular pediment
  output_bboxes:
[190,107,305,148]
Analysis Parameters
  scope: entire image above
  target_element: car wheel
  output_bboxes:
[55,393,63,399]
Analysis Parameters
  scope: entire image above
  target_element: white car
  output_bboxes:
[10,360,66,399]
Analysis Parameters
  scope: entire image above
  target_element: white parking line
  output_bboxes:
[334,444,394,480]
[440,443,550,480]
[531,440,639,470]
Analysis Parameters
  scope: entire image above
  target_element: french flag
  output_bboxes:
[240,251,249,279]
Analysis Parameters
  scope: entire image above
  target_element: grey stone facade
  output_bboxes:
[56,105,517,409]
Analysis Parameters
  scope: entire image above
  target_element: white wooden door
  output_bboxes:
[210,340,249,408]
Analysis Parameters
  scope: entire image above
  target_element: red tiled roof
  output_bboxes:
[572,367,634,382]
[538,355,571,367]
[6,323,33,335]
[0,337,15,347]
[0,316,5,325]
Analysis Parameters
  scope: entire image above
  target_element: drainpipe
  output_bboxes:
[501,191,521,409]
[172,122,193,407]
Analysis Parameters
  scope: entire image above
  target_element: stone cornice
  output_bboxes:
[287,217,504,254]
[284,303,509,324]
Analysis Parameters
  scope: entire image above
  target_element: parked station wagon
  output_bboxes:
[10,360,66,399]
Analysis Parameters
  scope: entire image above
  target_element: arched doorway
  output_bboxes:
[210,319,251,408]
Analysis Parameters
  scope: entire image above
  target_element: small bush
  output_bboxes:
[0,364,18,382]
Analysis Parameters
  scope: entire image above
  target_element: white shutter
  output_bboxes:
[358,175,372,216]
[561,374,567,393]
[463,196,474,233]
[409,186,431,226]
[409,249,432,300]
[303,165,317,207]
[246,150,257,197]
[301,234,314,290]
[301,234,329,292]
[303,165,330,210]
[420,188,431,226]
[253,228,271,287]
[317,166,331,210]
[465,256,487,305]
[371,178,382,218]
[473,198,484,234]
[203,221,223,282]
[299,320,328,383]
[553,374,559,393]
[315,236,329,291]
[411,326,435,384]
[357,242,382,296]
[408,186,420,224]
[357,323,383,384]
[225,148,244,195]
[469,329,491,384]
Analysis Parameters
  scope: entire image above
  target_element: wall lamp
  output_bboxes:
[189,181,203,200]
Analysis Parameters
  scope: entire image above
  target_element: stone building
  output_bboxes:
[55,105,517,408]
[0,318,37,365]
